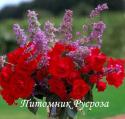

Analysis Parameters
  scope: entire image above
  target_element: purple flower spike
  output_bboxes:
[13,24,27,47]
[27,30,49,67]
[33,30,48,54]
[60,9,73,40]
[27,10,41,36]
[38,54,50,68]
[44,21,58,44]
[90,21,106,47]
[90,3,108,18]
[67,46,90,66]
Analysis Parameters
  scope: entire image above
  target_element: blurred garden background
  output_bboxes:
[0,0,125,119]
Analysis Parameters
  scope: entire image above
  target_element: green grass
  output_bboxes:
[0,12,125,119]
[83,85,125,119]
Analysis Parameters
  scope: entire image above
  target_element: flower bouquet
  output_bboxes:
[0,3,124,119]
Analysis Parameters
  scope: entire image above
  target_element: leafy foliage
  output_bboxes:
[28,97,39,115]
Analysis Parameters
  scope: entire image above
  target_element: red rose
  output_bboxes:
[96,81,106,92]
[48,42,75,61]
[7,45,41,74]
[67,70,80,84]
[0,65,15,105]
[0,65,13,89]
[106,58,124,88]
[89,74,103,84]
[89,74,98,84]
[0,69,35,105]
[49,57,75,78]
[81,65,91,74]
[7,47,24,64]
[48,78,67,100]
[15,56,38,73]
[0,90,16,105]
[70,79,90,99]
[0,44,40,105]
[48,43,66,62]
[85,48,107,72]
[9,71,35,99]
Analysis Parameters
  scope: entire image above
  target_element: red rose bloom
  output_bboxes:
[0,65,13,89]
[0,65,14,102]
[48,43,65,58]
[89,74,103,84]
[9,71,34,99]
[106,58,124,88]
[70,79,90,99]
[0,90,16,105]
[49,57,75,78]
[7,47,24,64]
[81,65,91,74]
[96,81,106,92]
[0,61,35,105]
[89,74,98,84]
[48,43,75,61]
[67,70,81,84]
[85,48,107,72]
[48,78,67,100]
[8,45,41,74]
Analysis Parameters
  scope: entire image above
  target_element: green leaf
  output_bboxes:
[84,90,93,102]
[28,97,39,115]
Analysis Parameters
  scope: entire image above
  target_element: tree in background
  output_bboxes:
[0,0,124,20]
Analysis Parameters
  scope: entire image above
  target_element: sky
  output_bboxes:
[0,0,32,9]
